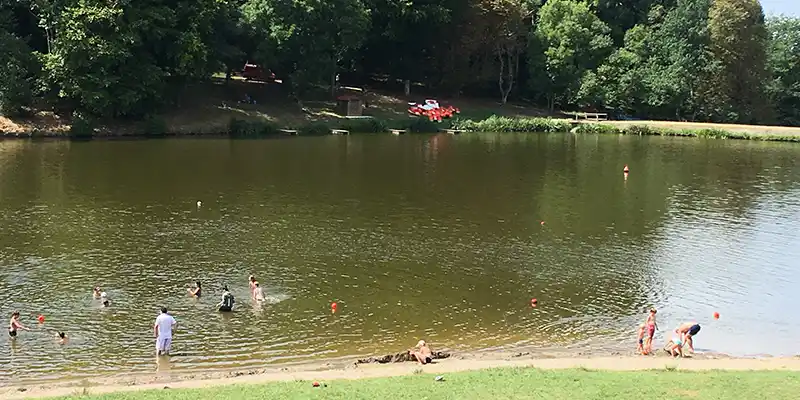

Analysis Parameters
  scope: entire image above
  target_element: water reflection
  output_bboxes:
[0,135,799,382]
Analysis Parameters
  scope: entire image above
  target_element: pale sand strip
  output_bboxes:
[4,356,800,399]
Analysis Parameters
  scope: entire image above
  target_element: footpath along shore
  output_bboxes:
[4,352,800,399]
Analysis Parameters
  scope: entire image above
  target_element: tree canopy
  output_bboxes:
[0,0,797,126]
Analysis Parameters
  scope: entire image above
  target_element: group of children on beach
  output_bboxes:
[636,308,701,358]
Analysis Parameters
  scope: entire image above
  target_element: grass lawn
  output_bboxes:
[52,367,800,400]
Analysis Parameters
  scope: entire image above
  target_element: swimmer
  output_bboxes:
[254,282,265,302]
[102,299,111,307]
[636,324,646,354]
[644,308,658,354]
[409,340,434,365]
[8,311,30,339]
[57,331,68,344]
[675,322,701,353]
[249,275,257,299]
[188,281,202,297]
[217,286,235,312]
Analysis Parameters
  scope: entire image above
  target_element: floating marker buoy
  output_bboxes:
[331,302,338,313]
[623,164,630,173]
[196,201,202,208]
[540,221,545,226]
[37,315,45,323]
[530,298,538,307]
[713,312,720,320]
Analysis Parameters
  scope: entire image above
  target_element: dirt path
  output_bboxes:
[4,355,800,399]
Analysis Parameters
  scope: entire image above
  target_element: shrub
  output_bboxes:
[69,112,95,138]
[454,116,571,133]
[143,115,167,137]
[573,123,621,134]
[341,118,387,133]
[298,121,330,136]
[228,118,280,137]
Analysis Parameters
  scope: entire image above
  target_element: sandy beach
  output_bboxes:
[3,350,799,400]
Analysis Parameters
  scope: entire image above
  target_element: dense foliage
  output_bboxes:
[0,0,798,126]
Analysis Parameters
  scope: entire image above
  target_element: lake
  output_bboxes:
[1,133,799,383]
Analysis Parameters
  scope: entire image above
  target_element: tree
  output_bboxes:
[708,0,771,123]
[533,0,613,110]
[0,11,40,116]
[766,17,800,126]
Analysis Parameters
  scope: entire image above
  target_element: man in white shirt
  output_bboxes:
[154,307,177,356]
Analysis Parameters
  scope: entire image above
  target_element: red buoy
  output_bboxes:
[713,312,720,320]
[37,315,45,323]
[530,298,538,307]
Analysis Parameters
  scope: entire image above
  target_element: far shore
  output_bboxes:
[3,350,800,400]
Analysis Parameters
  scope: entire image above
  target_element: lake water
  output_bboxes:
[1,134,799,383]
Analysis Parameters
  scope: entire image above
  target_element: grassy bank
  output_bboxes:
[2,80,799,141]
[49,367,800,400]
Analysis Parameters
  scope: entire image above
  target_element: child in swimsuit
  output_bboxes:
[636,324,646,354]
[644,308,658,354]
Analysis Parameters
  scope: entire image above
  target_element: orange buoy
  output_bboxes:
[540,221,545,226]
[37,315,45,323]
[623,164,630,173]
[331,302,338,313]
[713,312,720,320]
[530,298,538,307]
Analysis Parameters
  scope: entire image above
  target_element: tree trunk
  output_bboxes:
[404,79,410,96]
[331,70,337,98]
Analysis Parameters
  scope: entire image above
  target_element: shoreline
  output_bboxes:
[3,115,800,143]
[3,349,799,399]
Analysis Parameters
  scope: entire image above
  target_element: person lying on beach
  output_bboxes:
[644,308,658,354]
[636,324,646,354]
[675,322,701,353]
[409,340,433,365]
[188,281,202,297]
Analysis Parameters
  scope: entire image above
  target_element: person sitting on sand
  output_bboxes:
[636,324,646,354]
[665,335,684,358]
[675,322,701,353]
[188,281,202,297]
[409,340,433,365]
[218,286,235,312]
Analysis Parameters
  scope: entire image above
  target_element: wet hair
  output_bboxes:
[103,300,110,307]
[58,332,66,339]
[249,275,255,281]
[223,285,229,291]
[649,308,657,314]
[11,311,20,317]
[196,281,202,288]
[160,306,168,314]
[255,283,260,287]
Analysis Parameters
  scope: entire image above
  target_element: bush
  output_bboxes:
[454,116,571,133]
[228,118,280,137]
[298,121,330,136]
[573,123,621,134]
[69,112,95,138]
[621,125,661,136]
[403,118,444,133]
[143,115,167,137]
[341,118,387,133]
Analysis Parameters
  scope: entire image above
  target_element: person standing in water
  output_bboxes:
[643,308,658,354]
[8,312,30,339]
[249,276,257,299]
[218,286,235,312]
[253,282,265,302]
[188,281,202,297]
[154,307,177,356]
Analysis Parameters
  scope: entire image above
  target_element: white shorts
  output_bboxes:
[156,337,172,353]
